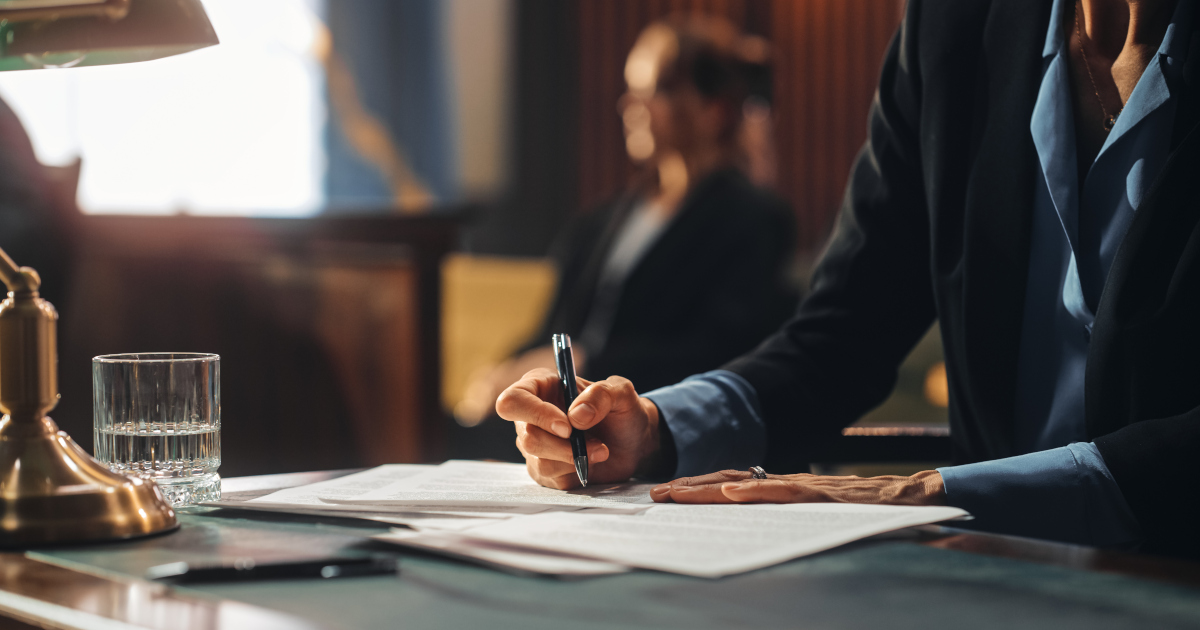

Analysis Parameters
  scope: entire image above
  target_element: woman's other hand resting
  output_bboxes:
[650,470,947,506]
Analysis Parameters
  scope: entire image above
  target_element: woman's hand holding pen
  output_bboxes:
[497,369,663,490]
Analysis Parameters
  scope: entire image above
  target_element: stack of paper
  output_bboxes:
[206,461,968,578]
[414,502,968,578]
[328,460,655,514]
[204,461,654,576]
[376,530,632,577]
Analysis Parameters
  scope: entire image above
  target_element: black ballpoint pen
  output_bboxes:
[552,333,588,487]
[145,555,399,583]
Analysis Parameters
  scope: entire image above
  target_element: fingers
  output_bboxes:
[650,469,752,502]
[520,442,609,490]
[514,420,611,490]
[496,368,572,438]
[672,470,754,487]
[527,454,576,479]
[650,479,810,504]
[720,480,812,503]
[648,470,734,503]
[569,375,638,430]
[651,474,924,505]
[660,484,740,504]
[501,371,643,490]
[526,459,579,490]
[515,423,610,465]
[651,470,825,504]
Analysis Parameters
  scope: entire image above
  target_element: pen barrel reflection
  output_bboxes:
[552,333,588,486]
[551,334,580,408]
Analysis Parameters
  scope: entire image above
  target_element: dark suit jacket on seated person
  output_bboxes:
[687,0,1199,557]
[502,0,1200,560]
[527,167,797,394]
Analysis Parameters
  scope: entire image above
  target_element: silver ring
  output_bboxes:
[749,466,767,480]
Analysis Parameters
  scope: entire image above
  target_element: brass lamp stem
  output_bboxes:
[0,243,177,547]
[0,248,54,425]
[0,246,18,284]
[0,246,37,295]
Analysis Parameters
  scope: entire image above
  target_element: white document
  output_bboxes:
[247,464,432,505]
[456,503,970,578]
[203,504,519,529]
[332,460,656,514]
[374,529,631,577]
[204,464,541,518]
[368,513,513,532]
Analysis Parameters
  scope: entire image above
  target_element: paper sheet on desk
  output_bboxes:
[202,503,517,531]
[373,514,513,532]
[330,460,656,514]
[203,464,541,518]
[374,529,631,576]
[454,503,970,578]
[248,464,431,505]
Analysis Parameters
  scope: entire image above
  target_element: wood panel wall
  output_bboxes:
[575,0,905,254]
[771,0,906,251]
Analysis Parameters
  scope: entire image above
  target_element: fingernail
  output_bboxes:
[651,484,670,495]
[551,421,571,438]
[572,403,596,426]
[592,443,610,462]
[722,483,746,492]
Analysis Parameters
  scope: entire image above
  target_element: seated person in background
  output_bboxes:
[456,16,798,425]
[499,0,1200,559]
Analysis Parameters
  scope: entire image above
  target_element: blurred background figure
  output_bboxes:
[0,0,942,474]
[454,16,799,427]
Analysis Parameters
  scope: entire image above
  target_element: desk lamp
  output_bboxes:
[0,0,218,70]
[0,0,218,546]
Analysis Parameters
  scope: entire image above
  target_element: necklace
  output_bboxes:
[1075,0,1122,131]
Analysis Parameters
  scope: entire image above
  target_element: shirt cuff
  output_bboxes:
[643,370,767,479]
[938,442,1141,547]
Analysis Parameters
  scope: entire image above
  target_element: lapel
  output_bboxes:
[952,0,1050,458]
[1087,13,1200,437]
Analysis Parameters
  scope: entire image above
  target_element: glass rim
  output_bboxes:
[93,352,220,364]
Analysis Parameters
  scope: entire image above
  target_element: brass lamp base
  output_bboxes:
[0,248,177,546]
[0,414,178,547]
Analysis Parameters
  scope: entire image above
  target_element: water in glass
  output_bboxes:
[93,353,221,506]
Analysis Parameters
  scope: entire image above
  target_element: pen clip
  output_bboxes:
[552,334,580,409]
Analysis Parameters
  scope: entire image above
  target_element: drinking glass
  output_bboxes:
[93,353,221,506]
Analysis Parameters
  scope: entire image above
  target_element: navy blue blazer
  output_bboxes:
[725,0,1200,558]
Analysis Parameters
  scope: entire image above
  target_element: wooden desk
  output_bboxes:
[2,470,1198,630]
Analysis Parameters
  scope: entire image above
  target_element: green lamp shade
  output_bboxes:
[0,0,219,71]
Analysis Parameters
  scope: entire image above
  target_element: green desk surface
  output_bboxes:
[12,472,1200,630]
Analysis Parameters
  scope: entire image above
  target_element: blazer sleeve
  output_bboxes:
[723,2,939,470]
[1094,410,1200,558]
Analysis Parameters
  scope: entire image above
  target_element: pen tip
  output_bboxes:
[575,456,588,488]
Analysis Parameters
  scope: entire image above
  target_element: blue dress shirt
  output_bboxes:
[645,0,1192,547]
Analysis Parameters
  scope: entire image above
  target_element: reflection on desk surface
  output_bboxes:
[1,469,1198,630]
